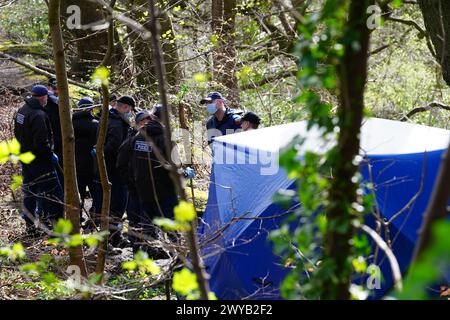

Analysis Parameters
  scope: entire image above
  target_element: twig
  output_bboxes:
[354,221,403,291]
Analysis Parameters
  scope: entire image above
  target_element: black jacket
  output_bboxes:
[73,111,99,177]
[116,120,175,203]
[14,98,54,165]
[45,93,62,161]
[103,108,130,176]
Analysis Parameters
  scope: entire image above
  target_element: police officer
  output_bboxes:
[73,97,102,228]
[46,78,63,166]
[117,109,152,251]
[103,95,135,247]
[14,85,64,236]
[200,91,242,144]
[241,111,261,131]
[117,118,178,258]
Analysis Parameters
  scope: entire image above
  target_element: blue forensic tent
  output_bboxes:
[198,118,450,300]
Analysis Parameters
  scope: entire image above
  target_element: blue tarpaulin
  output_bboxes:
[199,118,450,299]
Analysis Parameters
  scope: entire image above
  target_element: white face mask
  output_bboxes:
[207,103,218,115]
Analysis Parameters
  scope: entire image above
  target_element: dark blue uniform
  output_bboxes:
[206,108,242,144]
[72,110,102,219]
[14,98,64,229]
[117,120,178,255]
[102,108,130,246]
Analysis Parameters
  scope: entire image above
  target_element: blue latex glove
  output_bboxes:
[185,167,196,179]
[91,148,97,157]
[51,153,59,164]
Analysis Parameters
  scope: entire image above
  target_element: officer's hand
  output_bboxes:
[91,148,97,157]
[184,167,196,179]
[51,153,59,164]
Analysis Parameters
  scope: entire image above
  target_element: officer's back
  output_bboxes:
[14,86,53,169]
[129,120,175,203]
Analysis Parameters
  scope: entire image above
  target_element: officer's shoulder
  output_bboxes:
[227,108,243,123]
[48,94,59,105]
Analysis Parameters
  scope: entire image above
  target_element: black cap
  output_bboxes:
[48,77,57,88]
[117,95,136,110]
[241,111,261,127]
[77,97,94,108]
[200,91,224,104]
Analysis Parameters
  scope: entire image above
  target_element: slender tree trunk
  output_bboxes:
[94,83,111,280]
[48,0,88,277]
[95,1,115,282]
[321,0,373,300]
[148,0,211,300]
[211,0,240,107]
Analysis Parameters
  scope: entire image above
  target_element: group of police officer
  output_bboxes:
[14,79,261,257]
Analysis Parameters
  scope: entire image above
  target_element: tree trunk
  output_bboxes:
[130,0,182,93]
[60,0,109,78]
[211,0,240,107]
[418,0,450,85]
[48,0,88,277]
[412,0,450,265]
[321,0,373,300]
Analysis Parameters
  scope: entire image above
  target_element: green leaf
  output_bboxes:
[19,152,35,164]
[42,272,59,285]
[173,201,196,223]
[67,234,83,247]
[209,34,219,46]
[122,261,137,271]
[0,141,9,159]
[391,0,403,9]
[154,217,191,232]
[91,66,110,86]
[172,268,199,296]
[54,219,73,235]
[10,175,23,191]
[352,256,367,273]
[139,259,160,275]
[193,73,207,83]
[84,235,99,247]
[8,138,21,155]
